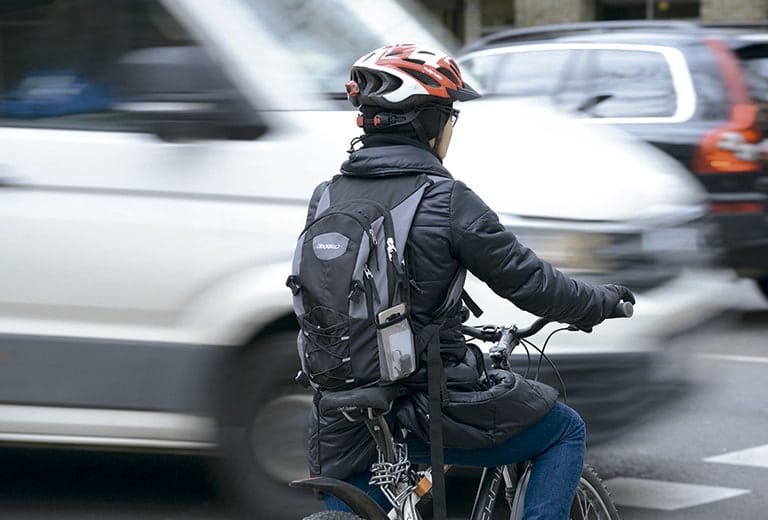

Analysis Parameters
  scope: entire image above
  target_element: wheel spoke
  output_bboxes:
[570,475,616,520]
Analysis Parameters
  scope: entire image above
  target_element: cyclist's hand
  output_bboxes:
[606,284,635,305]
[573,284,636,332]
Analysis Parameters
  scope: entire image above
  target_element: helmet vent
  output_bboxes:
[437,67,459,85]
[400,68,440,87]
[355,70,383,93]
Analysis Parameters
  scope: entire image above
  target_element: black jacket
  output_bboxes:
[307,136,622,479]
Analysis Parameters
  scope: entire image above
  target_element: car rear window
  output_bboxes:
[487,49,572,96]
[462,46,679,120]
[556,49,677,118]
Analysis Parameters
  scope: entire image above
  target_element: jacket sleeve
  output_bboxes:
[449,181,618,328]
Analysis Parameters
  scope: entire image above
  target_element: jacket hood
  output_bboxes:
[341,136,453,179]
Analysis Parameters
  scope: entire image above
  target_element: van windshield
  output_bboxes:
[240,0,458,97]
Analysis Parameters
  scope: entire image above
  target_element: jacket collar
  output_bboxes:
[341,135,453,180]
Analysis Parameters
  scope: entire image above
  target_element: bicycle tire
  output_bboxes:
[301,511,363,520]
[570,464,621,520]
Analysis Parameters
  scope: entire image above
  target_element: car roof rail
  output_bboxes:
[470,20,703,47]
[698,21,768,31]
[696,21,768,38]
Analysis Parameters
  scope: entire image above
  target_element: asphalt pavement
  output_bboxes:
[588,279,768,520]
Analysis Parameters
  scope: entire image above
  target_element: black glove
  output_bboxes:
[606,283,636,306]
[573,284,636,332]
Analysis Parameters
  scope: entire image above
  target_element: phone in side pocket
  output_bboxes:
[377,303,407,325]
[376,303,416,381]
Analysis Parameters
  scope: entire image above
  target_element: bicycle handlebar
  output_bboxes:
[609,300,634,319]
[460,301,634,344]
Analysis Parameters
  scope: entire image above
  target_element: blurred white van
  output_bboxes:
[0,0,735,517]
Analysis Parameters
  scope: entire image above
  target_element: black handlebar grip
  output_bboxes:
[610,301,634,318]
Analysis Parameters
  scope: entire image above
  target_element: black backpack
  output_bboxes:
[287,171,482,519]
[287,173,435,391]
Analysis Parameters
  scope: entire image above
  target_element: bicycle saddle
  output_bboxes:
[319,384,406,415]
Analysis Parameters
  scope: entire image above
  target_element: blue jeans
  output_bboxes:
[325,402,586,519]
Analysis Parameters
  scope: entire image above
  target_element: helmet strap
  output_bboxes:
[356,110,420,132]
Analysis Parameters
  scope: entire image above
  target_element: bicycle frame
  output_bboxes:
[471,463,530,520]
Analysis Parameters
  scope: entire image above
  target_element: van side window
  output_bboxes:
[0,0,192,131]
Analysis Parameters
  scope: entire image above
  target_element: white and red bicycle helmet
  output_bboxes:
[346,43,480,110]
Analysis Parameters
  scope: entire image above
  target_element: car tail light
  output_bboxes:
[692,38,763,175]
[710,200,764,214]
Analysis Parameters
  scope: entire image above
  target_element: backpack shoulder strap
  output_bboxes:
[306,173,348,223]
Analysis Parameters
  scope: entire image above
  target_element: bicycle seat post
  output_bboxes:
[359,408,396,463]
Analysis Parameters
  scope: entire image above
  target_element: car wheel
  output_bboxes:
[215,331,319,518]
[756,277,768,300]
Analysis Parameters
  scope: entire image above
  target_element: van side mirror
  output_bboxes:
[113,46,267,141]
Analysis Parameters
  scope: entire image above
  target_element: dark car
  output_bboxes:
[457,20,768,299]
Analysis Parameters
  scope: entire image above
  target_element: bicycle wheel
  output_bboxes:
[570,464,620,520]
[301,511,362,520]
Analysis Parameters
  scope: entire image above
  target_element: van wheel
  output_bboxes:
[216,331,318,518]
[756,277,768,300]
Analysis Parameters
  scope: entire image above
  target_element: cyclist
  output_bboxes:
[307,43,635,520]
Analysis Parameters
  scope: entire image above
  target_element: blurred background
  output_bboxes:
[0,1,766,519]
[413,0,757,43]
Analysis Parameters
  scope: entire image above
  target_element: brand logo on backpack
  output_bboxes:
[287,174,435,391]
[312,233,348,260]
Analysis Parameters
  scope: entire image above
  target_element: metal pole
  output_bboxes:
[463,0,482,45]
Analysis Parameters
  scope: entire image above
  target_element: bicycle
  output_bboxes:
[291,302,632,520]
